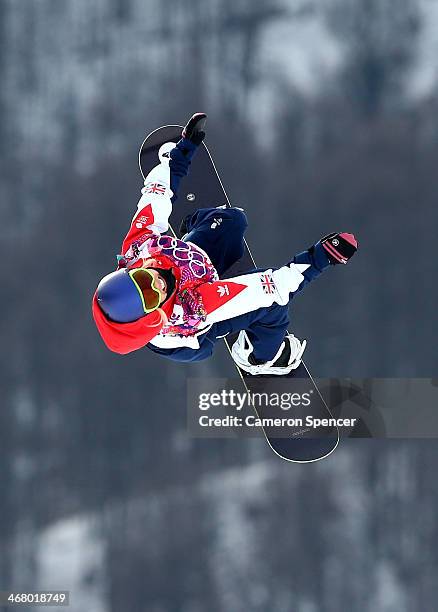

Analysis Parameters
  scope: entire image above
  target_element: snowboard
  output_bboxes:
[139,125,339,462]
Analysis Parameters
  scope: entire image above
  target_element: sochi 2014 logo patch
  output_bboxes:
[260,273,276,294]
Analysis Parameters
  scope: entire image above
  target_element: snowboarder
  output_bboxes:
[92,113,358,375]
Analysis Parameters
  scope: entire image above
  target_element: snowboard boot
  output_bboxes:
[231,330,307,376]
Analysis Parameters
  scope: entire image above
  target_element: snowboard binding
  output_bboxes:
[231,330,307,376]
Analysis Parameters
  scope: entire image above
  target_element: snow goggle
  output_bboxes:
[128,268,162,313]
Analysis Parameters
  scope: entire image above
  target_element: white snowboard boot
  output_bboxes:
[231,330,307,375]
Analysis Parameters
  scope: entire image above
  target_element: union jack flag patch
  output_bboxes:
[260,273,276,294]
[144,182,166,195]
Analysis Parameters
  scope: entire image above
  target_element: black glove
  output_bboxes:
[182,112,207,145]
[321,232,358,265]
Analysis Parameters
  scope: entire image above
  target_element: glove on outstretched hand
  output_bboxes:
[181,112,207,146]
[321,232,358,265]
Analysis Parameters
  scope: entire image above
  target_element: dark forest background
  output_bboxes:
[1,0,438,610]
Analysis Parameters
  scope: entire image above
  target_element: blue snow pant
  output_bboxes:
[148,137,330,362]
[182,207,248,276]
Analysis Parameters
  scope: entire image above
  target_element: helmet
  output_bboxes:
[96,268,163,323]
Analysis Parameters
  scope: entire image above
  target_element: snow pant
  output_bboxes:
[183,207,248,276]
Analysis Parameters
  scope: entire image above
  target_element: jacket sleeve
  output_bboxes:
[288,240,332,295]
[121,161,173,255]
